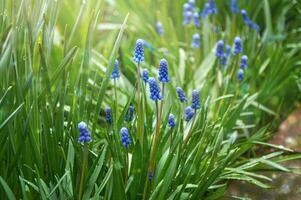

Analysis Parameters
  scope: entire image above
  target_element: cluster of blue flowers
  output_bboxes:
[78,121,92,143]
[183,0,200,27]
[168,114,176,128]
[201,0,217,18]
[156,21,164,36]
[125,105,135,122]
[215,40,232,66]
[241,10,260,31]
[191,33,200,48]
[110,60,120,79]
[215,36,248,81]
[120,127,131,148]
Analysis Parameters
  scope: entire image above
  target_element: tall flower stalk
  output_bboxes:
[77,122,92,200]
[133,39,145,142]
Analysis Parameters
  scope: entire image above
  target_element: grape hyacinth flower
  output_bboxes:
[220,54,228,66]
[133,39,144,63]
[233,37,243,54]
[176,87,188,103]
[120,127,131,148]
[193,12,200,27]
[209,0,217,14]
[215,40,224,58]
[148,77,162,101]
[240,55,248,70]
[191,90,200,110]
[156,21,164,36]
[188,0,195,9]
[185,106,195,122]
[148,171,153,182]
[125,105,134,122]
[237,69,244,81]
[158,59,170,83]
[183,11,192,25]
[230,0,240,13]
[110,59,120,79]
[201,3,211,18]
[241,10,260,31]
[183,3,191,13]
[226,45,232,57]
[191,33,200,48]
[168,114,176,128]
[78,121,92,143]
[105,107,112,124]
[142,68,149,83]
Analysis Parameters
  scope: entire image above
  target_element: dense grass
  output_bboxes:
[0,0,300,199]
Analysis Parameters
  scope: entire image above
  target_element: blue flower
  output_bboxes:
[220,54,228,66]
[133,39,144,63]
[215,40,224,58]
[142,68,149,83]
[168,114,176,128]
[156,21,164,36]
[158,59,170,83]
[233,36,243,54]
[148,171,153,182]
[191,33,200,48]
[230,0,240,13]
[105,107,112,124]
[183,11,192,25]
[226,45,232,57]
[176,87,188,103]
[191,90,200,110]
[183,3,191,13]
[125,105,134,122]
[209,0,217,14]
[240,55,248,69]
[185,106,195,122]
[201,3,211,18]
[78,121,92,143]
[237,69,244,81]
[120,127,131,148]
[110,59,120,79]
[188,0,195,9]
[193,12,201,27]
[241,10,260,31]
[148,77,162,101]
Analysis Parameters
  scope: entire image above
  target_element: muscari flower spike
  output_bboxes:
[148,77,162,101]
[201,3,211,18]
[78,121,92,143]
[158,59,170,83]
[110,59,120,79]
[231,0,240,13]
[156,21,164,36]
[188,0,195,9]
[133,39,144,63]
[234,36,243,54]
[237,69,244,81]
[215,40,224,58]
[240,55,248,70]
[191,90,200,110]
[120,127,131,148]
[220,54,228,66]
[193,12,201,27]
[105,107,112,124]
[241,10,260,31]
[142,68,149,83]
[191,33,200,48]
[183,3,191,13]
[168,114,176,128]
[185,106,195,122]
[176,87,188,103]
[226,45,232,57]
[148,171,153,182]
[209,0,218,14]
[183,10,192,25]
[125,105,134,122]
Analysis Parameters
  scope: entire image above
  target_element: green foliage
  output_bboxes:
[0,0,300,199]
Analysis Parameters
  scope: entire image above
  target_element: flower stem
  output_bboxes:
[78,143,88,200]
[137,62,142,142]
